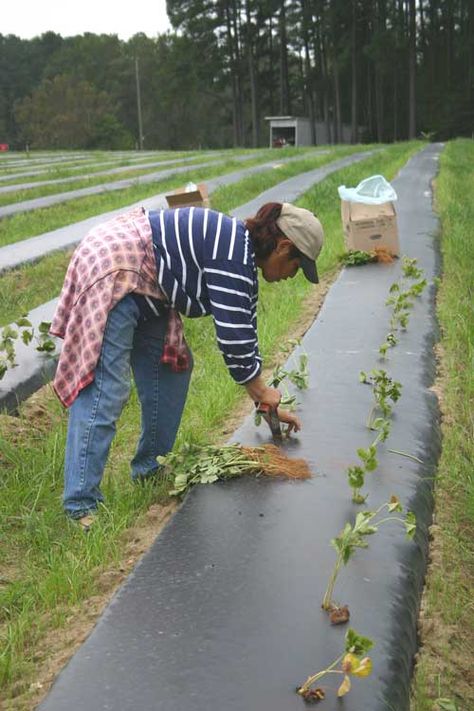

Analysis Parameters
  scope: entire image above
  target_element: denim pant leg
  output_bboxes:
[130,315,193,478]
[63,295,140,518]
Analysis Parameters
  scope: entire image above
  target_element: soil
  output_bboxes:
[298,687,325,704]
[1,268,340,711]
[328,604,350,625]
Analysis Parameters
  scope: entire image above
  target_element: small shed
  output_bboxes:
[265,115,354,146]
[265,116,312,148]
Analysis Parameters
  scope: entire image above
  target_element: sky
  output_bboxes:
[3,0,172,40]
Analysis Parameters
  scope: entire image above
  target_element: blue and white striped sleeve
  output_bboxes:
[203,259,262,384]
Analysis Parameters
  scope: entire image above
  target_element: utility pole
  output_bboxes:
[135,56,144,150]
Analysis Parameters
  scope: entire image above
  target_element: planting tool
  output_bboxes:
[255,402,282,440]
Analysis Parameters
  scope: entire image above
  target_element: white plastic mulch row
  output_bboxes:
[0,150,330,274]
[0,151,212,185]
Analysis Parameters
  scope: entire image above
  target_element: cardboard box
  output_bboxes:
[165,183,210,209]
[341,200,399,256]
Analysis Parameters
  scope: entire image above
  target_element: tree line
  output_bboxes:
[1,0,472,150]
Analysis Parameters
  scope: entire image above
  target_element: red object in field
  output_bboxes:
[0,144,9,151]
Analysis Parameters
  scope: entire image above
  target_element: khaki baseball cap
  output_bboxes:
[276,203,324,283]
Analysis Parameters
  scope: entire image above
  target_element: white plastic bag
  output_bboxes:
[337,175,397,204]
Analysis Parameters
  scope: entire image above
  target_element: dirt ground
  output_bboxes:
[2,268,340,711]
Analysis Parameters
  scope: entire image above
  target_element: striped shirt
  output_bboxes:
[149,207,262,385]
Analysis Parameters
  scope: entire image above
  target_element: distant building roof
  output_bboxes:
[264,116,309,121]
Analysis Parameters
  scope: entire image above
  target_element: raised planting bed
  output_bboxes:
[37,145,441,711]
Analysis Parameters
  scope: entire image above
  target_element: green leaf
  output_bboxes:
[2,326,18,340]
[21,330,34,345]
[388,496,403,513]
[345,628,374,656]
[36,339,56,352]
[15,317,32,328]
[404,511,417,539]
[0,360,7,379]
[38,321,52,334]
[347,465,365,489]
[435,699,459,711]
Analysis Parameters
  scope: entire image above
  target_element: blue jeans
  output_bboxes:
[63,295,193,519]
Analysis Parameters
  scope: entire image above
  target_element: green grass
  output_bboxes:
[410,138,474,711]
[0,146,321,249]
[0,251,72,327]
[0,141,423,703]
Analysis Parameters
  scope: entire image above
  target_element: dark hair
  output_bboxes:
[245,202,302,261]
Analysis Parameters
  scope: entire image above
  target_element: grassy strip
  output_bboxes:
[0,141,422,701]
[0,251,72,327]
[0,147,322,248]
[0,146,355,325]
[410,139,474,711]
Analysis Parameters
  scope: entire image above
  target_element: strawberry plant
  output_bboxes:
[254,341,308,428]
[386,257,427,333]
[379,331,398,359]
[0,318,54,380]
[297,627,374,702]
[401,256,423,279]
[159,442,312,497]
[321,497,416,616]
[340,250,377,266]
[346,416,392,503]
[360,368,402,428]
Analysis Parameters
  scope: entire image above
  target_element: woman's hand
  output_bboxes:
[245,376,281,409]
[277,408,302,434]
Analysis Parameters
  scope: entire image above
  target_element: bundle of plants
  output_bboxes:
[158,442,312,497]
[340,247,395,267]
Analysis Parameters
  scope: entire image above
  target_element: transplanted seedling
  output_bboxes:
[347,444,378,504]
[386,257,428,332]
[321,497,416,617]
[360,368,402,429]
[0,318,54,380]
[379,331,398,359]
[297,627,374,702]
[347,417,391,503]
[254,341,309,430]
[401,256,423,279]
